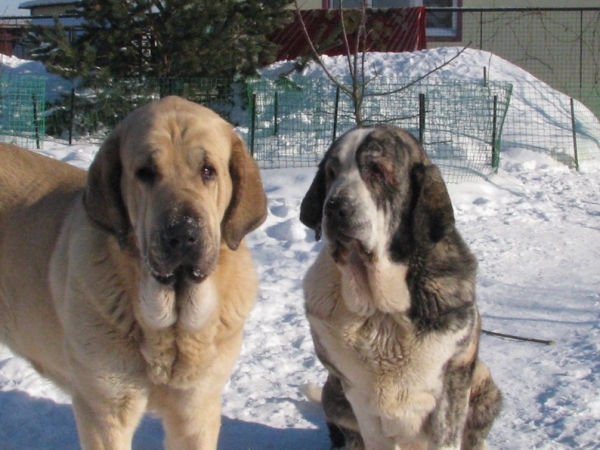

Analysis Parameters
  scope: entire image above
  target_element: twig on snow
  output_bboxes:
[482,329,556,346]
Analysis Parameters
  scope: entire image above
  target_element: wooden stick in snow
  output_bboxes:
[482,329,556,346]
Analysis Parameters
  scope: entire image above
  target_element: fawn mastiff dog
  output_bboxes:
[0,96,267,449]
[300,125,502,450]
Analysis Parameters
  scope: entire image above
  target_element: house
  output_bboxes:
[297,0,599,45]
[18,0,79,17]
[2,0,83,57]
[0,21,26,57]
[296,0,599,110]
[270,7,427,61]
[296,0,463,45]
[0,0,80,57]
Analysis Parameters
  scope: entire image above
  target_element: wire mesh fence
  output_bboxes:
[44,77,237,144]
[500,81,600,170]
[571,84,600,167]
[434,8,600,120]
[247,76,513,183]
[2,73,599,180]
[429,7,600,169]
[0,73,45,149]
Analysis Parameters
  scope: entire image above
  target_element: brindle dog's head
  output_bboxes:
[300,125,455,264]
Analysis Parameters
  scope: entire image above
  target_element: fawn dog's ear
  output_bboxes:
[84,127,130,249]
[221,131,267,250]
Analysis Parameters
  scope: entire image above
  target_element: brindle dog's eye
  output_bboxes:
[201,163,216,181]
[136,166,157,185]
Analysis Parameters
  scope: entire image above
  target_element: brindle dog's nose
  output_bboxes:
[160,216,201,259]
[325,196,352,221]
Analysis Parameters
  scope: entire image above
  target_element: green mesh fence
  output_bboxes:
[247,77,512,183]
[572,84,600,167]
[0,73,45,149]
[157,78,238,124]
[4,73,597,178]
[455,8,600,114]
[45,77,236,144]
[246,77,337,169]
[500,81,600,170]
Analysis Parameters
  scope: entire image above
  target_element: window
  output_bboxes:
[330,0,410,7]
[373,0,411,6]
[326,0,461,41]
[424,0,460,40]
[330,0,362,7]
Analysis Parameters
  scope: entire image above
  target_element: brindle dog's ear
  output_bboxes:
[411,163,455,244]
[222,132,268,250]
[300,164,327,241]
[84,127,130,249]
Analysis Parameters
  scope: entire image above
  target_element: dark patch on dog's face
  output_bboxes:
[355,126,413,212]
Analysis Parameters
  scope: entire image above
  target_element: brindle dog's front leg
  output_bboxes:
[428,362,474,449]
[322,374,365,450]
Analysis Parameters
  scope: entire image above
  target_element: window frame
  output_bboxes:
[423,0,462,42]
[321,0,462,42]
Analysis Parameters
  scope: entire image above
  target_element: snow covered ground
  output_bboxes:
[1,49,600,449]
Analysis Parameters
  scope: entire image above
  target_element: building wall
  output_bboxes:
[295,0,322,8]
[463,0,599,7]
[293,1,599,106]
[429,7,599,93]
[28,5,73,16]
[296,0,600,9]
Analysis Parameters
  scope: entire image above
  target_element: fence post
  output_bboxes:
[159,78,165,98]
[332,85,340,143]
[32,95,40,149]
[250,93,256,157]
[492,95,499,172]
[479,11,483,50]
[579,11,583,96]
[570,97,580,171]
[274,92,278,136]
[69,88,75,146]
[418,93,425,144]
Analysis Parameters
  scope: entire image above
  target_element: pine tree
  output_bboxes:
[26,0,292,83]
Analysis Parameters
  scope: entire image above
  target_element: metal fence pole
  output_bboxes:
[68,88,75,146]
[332,85,340,143]
[579,10,583,96]
[32,94,40,149]
[479,10,483,49]
[570,97,580,171]
[274,92,278,136]
[418,93,425,144]
[250,93,256,157]
[492,95,499,172]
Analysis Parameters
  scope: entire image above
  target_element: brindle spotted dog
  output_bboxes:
[300,125,502,450]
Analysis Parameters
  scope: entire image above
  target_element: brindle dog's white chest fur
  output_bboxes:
[305,250,470,448]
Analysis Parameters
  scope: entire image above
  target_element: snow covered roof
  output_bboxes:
[19,0,78,10]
